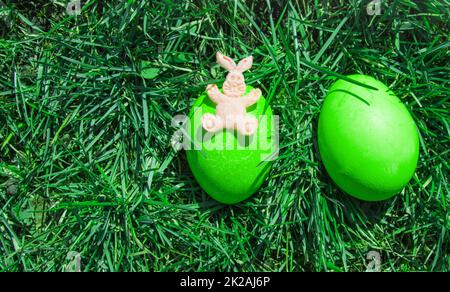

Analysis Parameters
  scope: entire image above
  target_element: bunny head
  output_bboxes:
[216,52,253,97]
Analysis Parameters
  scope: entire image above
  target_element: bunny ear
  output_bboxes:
[236,56,253,72]
[216,52,236,71]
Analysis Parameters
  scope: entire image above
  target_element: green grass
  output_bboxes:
[0,0,449,272]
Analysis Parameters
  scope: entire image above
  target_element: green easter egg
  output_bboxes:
[186,86,275,204]
[318,74,419,201]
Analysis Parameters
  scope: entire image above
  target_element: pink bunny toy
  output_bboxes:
[201,52,262,136]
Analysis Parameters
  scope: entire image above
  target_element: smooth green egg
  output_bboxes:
[318,74,419,201]
[186,86,275,204]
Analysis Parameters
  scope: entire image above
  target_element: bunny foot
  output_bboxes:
[237,116,258,136]
[202,113,223,132]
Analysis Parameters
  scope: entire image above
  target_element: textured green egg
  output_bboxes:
[318,74,419,201]
[186,86,274,204]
